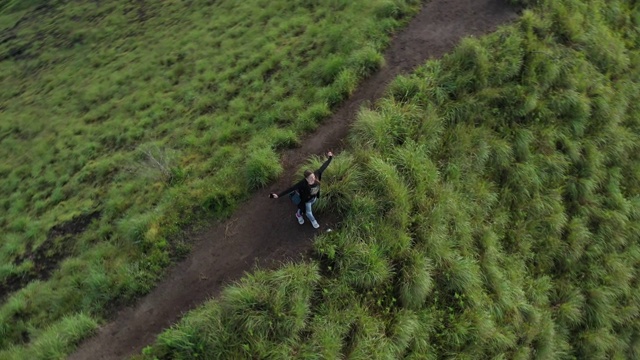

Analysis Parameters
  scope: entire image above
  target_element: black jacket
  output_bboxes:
[278,156,333,203]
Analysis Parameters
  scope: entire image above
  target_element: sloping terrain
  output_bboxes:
[69,0,518,359]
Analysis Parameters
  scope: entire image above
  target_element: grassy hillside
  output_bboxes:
[0,0,422,357]
[138,0,640,358]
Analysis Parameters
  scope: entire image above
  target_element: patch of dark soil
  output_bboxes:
[0,210,101,300]
[0,2,99,64]
[0,4,53,61]
[2,3,53,30]
[46,210,101,239]
[123,0,151,24]
[262,63,280,82]
[0,42,31,61]
[70,1,518,359]
[0,33,17,46]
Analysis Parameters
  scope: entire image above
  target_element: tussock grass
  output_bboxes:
[397,249,434,310]
[295,305,351,359]
[0,312,97,360]
[245,147,283,190]
[337,241,393,290]
[304,152,360,215]
[222,264,319,343]
[149,263,320,359]
[364,156,411,229]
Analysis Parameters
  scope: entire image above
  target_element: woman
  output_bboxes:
[270,151,333,229]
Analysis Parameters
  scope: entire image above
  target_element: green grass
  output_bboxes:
[139,0,640,358]
[0,0,423,356]
[145,263,320,359]
[0,312,97,360]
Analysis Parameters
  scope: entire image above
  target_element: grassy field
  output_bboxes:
[0,0,422,357]
[138,0,640,358]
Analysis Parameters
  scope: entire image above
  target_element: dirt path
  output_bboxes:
[70,1,517,359]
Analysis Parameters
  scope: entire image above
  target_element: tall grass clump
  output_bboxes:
[335,238,394,291]
[397,249,434,310]
[302,152,360,215]
[148,263,320,359]
[0,313,97,360]
[364,156,411,229]
[443,37,491,95]
[245,146,283,190]
[222,264,320,343]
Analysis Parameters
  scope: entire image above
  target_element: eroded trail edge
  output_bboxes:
[70,1,517,359]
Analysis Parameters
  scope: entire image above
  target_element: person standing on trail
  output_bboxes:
[269,151,333,229]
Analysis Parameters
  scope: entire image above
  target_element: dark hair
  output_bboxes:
[304,170,319,184]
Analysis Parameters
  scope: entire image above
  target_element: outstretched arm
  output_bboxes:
[270,180,303,199]
[316,151,333,178]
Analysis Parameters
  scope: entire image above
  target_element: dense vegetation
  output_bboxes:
[0,0,422,357]
[139,0,640,358]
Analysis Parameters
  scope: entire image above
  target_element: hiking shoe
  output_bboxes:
[311,220,320,229]
[296,212,305,225]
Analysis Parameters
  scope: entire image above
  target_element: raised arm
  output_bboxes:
[316,151,333,178]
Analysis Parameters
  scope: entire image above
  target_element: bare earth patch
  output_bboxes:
[70,1,518,359]
[0,211,100,302]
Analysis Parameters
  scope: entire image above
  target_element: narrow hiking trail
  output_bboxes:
[70,1,517,358]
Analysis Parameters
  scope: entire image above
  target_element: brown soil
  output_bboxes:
[0,211,100,301]
[69,1,518,359]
